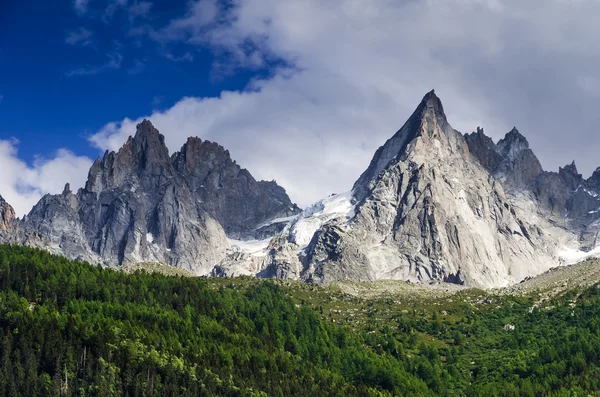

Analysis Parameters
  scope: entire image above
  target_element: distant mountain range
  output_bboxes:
[2,91,598,287]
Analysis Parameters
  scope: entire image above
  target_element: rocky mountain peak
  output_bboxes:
[497,127,530,157]
[561,161,579,175]
[172,135,301,238]
[587,167,600,190]
[85,120,175,193]
[418,89,446,120]
[126,119,171,170]
[352,89,455,200]
[464,127,503,172]
[0,196,15,233]
[559,161,582,190]
[465,126,542,188]
[173,136,235,176]
[265,90,559,288]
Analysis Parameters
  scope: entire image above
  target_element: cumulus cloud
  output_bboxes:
[82,0,600,207]
[0,140,92,217]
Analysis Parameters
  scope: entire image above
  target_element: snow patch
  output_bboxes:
[228,238,271,257]
[257,215,298,229]
[146,233,154,244]
[288,192,355,247]
[558,245,600,265]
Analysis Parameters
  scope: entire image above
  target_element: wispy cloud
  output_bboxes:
[128,59,145,75]
[73,0,90,15]
[128,1,152,22]
[151,96,164,108]
[165,52,194,62]
[66,27,93,46]
[0,95,4,104]
[103,0,129,22]
[149,0,218,43]
[67,53,123,76]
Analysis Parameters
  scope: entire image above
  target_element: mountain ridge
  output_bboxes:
[0,120,300,274]
[2,91,600,288]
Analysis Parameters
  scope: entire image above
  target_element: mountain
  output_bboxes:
[465,126,543,189]
[221,91,580,288]
[3,91,600,288]
[466,126,600,251]
[0,120,300,274]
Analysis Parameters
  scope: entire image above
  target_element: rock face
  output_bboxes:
[466,126,600,250]
[301,91,557,287]
[4,91,600,288]
[224,91,560,288]
[0,196,15,234]
[0,120,299,274]
[465,127,543,189]
[171,137,300,239]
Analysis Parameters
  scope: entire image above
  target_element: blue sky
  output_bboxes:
[0,0,265,164]
[2,0,600,217]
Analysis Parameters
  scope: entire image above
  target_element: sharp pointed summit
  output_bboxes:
[3,90,600,290]
[415,89,447,123]
[246,91,558,288]
[353,90,461,200]
[0,121,299,274]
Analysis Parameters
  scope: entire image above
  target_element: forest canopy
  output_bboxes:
[1,244,600,396]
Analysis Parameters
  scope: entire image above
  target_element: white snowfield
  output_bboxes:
[287,192,355,247]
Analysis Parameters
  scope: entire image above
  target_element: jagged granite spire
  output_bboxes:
[353,89,462,201]
[8,120,299,274]
[252,91,558,288]
[466,126,542,188]
[172,136,301,238]
[558,161,582,190]
[85,120,175,193]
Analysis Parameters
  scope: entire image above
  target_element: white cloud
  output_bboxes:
[67,52,123,76]
[66,27,93,46]
[0,140,92,217]
[84,0,600,208]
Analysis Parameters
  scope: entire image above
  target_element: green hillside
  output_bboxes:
[1,244,600,396]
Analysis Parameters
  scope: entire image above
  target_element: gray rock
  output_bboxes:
[256,90,559,288]
[0,196,15,234]
[172,137,300,239]
[465,126,543,189]
[1,120,298,274]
